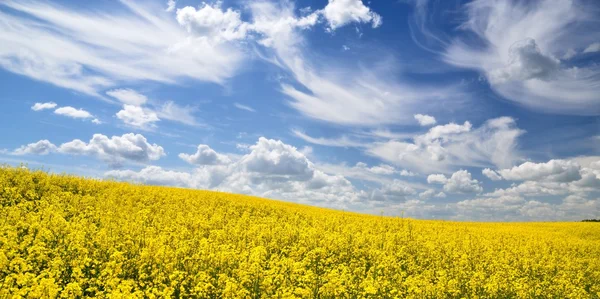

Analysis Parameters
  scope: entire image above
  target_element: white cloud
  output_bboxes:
[106,89,148,106]
[368,117,524,173]
[11,133,165,167]
[366,164,396,175]
[463,195,599,221]
[497,160,581,182]
[179,144,231,165]
[240,137,314,181]
[116,105,160,129]
[419,189,435,199]
[31,102,57,111]
[107,89,198,128]
[458,195,525,213]
[107,166,195,188]
[248,1,319,48]
[482,168,502,181]
[322,0,382,30]
[156,101,198,126]
[292,129,364,147]
[562,48,577,60]
[414,114,436,126]
[108,137,366,206]
[427,174,447,184]
[0,1,244,96]
[456,195,528,220]
[488,38,559,84]
[54,106,94,119]
[394,193,598,221]
[166,0,176,13]
[12,140,57,155]
[234,103,256,112]
[484,158,600,199]
[247,1,465,127]
[428,170,483,194]
[176,3,249,42]
[58,133,165,167]
[583,42,600,53]
[400,169,416,177]
[370,180,416,202]
[314,162,422,189]
[440,0,600,115]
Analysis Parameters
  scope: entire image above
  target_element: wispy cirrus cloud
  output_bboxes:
[245,1,467,127]
[411,0,600,115]
[0,0,245,96]
[234,103,256,112]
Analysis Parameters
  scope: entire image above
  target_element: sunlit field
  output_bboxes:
[1,166,599,298]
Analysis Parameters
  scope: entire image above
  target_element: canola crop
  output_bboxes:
[1,166,599,298]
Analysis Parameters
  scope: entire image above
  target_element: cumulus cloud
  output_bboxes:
[54,106,93,119]
[427,174,447,184]
[322,0,382,30]
[179,144,231,165]
[496,160,581,182]
[107,166,195,188]
[116,105,160,129]
[108,137,366,206]
[176,3,249,42]
[428,170,483,194]
[483,158,600,199]
[365,164,396,175]
[370,180,416,202]
[12,140,57,155]
[368,117,524,173]
[414,114,436,126]
[298,117,524,174]
[107,89,197,128]
[31,102,99,123]
[437,0,600,115]
[240,137,314,181]
[419,189,445,200]
[10,133,165,167]
[457,195,526,214]
[454,194,599,221]
[31,102,57,111]
[488,38,559,84]
[482,168,502,181]
[58,133,165,167]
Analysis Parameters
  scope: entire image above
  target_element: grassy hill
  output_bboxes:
[1,166,599,298]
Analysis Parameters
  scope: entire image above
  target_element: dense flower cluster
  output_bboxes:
[1,166,599,298]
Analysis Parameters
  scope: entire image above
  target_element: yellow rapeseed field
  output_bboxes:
[1,166,599,298]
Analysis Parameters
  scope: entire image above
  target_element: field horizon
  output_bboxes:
[2,166,599,298]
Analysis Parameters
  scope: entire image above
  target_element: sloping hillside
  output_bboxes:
[1,166,599,298]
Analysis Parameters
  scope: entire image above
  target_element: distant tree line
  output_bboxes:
[582,219,600,222]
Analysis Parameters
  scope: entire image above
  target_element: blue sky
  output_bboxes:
[0,0,599,221]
